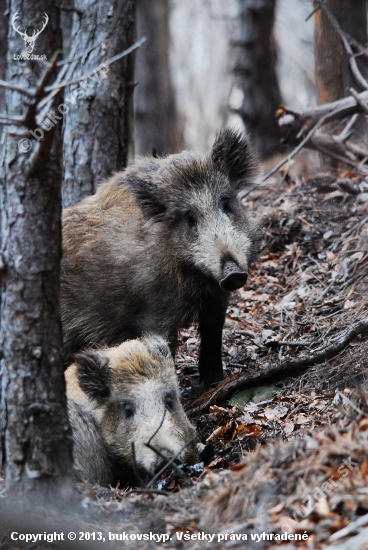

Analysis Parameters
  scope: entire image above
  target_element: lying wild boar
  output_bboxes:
[66,335,198,486]
[62,128,258,387]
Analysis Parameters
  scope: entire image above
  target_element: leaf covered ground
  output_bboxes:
[1,158,368,549]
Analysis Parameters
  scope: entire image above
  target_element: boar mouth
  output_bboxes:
[220,260,248,291]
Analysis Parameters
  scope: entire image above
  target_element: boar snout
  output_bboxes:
[220,259,248,291]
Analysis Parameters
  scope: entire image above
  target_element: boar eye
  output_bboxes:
[124,406,135,420]
[164,391,177,412]
[184,211,197,230]
[118,400,135,420]
[220,198,234,216]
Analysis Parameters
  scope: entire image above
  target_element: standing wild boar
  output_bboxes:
[66,335,198,486]
[62,128,258,387]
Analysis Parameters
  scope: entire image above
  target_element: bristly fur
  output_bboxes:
[62,128,260,387]
[65,336,198,487]
[75,352,112,403]
[211,128,257,189]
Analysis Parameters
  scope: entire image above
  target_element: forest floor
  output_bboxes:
[1,156,368,549]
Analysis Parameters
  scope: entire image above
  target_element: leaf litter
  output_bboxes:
[1,166,368,548]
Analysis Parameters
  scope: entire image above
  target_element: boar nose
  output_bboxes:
[220,260,248,291]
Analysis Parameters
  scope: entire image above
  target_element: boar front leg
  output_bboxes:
[198,296,227,388]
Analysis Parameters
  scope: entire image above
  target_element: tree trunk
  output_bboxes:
[135,0,182,156]
[0,0,6,144]
[313,0,368,166]
[233,0,283,159]
[0,1,73,502]
[61,0,136,208]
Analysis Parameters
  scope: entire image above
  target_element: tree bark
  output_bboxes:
[313,0,368,166]
[0,0,6,143]
[0,0,73,502]
[135,0,182,156]
[233,0,283,159]
[61,0,136,208]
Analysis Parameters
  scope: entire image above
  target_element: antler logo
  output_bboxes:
[12,11,49,54]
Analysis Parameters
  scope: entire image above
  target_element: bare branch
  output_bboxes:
[349,87,368,114]
[0,79,35,98]
[144,441,191,487]
[146,438,194,489]
[262,106,343,181]
[0,115,25,125]
[44,37,146,94]
[188,316,368,414]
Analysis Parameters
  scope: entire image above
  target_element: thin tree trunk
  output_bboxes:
[61,0,136,208]
[135,0,182,156]
[0,1,73,502]
[233,0,283,159]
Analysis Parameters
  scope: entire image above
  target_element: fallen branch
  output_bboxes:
[188,316,368,415]
[144,441,191,487]
[265,2,368,179]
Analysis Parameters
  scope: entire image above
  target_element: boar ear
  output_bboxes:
[211,128,256,190]
[75,351,112,403]
[143,335,173,363]
[125,176,167,222]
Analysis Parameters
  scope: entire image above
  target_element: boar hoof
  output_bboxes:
[220,260,248,291]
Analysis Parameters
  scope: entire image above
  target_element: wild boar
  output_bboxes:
[67,399,112,486]
[65,335,198,486]
[62,128,258,388]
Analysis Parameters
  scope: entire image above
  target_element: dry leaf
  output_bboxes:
[284,421,294,435]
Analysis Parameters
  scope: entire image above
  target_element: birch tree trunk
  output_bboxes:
[135,0,182,156]
[0,0,73,502]
[61,0,136,208]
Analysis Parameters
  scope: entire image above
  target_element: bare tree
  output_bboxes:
[0,1,74,502]
[135,0,182,156]
[61,0,136,208]
[232,0,283,159]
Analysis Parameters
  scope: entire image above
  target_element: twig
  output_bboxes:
[147,409,166,446]
[0,79,36,97]
[336,390,365,417]
[123,488,169,497]
[188,316,368,414]
[274,340,312,347]
[329,512,368,542]
[144,441,191,487]
[262,106,344,182]
[336,113,359,141]
[44,38,146,93]
[338,214,368,240]
[349,88,368,114]
[130,441,145,487]
[146,438,194,489]
[312,141,368,173]
[305,4,320,22]
[0,115,25,125]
